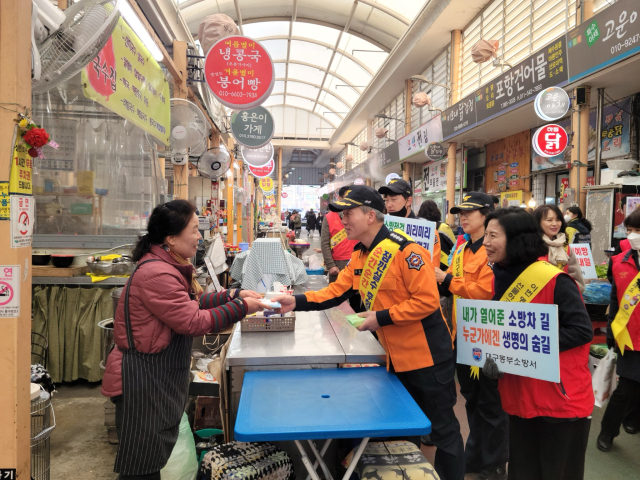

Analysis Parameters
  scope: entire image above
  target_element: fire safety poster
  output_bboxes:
[10,195,33,248]
[0,266,20,318]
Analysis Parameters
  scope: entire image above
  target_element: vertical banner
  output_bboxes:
[9,126,32,196]
[0,182,9,220]
[82,18,171,145]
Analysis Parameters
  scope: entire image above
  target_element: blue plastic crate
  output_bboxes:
[306,268,325,275]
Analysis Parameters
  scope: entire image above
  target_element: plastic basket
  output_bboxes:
[306,268,325,275]
[241,312,296,332]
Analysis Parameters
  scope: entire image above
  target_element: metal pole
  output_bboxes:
[595,88,604,185]
[458,142,465,205]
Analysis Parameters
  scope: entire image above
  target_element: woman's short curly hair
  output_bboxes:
[484,207,548,265]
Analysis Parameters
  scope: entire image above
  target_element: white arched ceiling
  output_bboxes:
[179,0,427,133]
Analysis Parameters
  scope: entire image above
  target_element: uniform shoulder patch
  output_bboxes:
[406,251,425,271]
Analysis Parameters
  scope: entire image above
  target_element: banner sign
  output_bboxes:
[383,215,436,255]
[567,0,640,82]
[476,36,569,125]
[204,35,275,110]
[377,141,401,169]
[82,18,171,146]
[230,106,274,148]
[0,183,9,220]
[456,299,560,382]
[571,244,598,279]
[422,156,466,193]
[442,92,477,139]
[9,128,32,195]
[398,117,443,161]
[426,142,447,161]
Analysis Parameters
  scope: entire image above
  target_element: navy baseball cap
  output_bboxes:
[378,178,412,196]
[450,192,495,214]
[329,185,385,213]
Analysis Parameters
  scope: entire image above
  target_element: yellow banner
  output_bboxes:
[359,237,401,311]
[9,127,32,195]
[499,261,559,303]
[451,241,467,344]
[330,228,347,249]
[82,18,170,145]
[611,270,640,354]
[0,182,9,220]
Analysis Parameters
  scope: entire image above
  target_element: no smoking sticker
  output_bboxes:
[0,266,20,318]
[10,195,33,248]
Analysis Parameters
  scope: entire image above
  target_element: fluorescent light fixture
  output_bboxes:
[119,1,164,62]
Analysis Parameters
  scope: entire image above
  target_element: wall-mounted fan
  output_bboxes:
[32,0,121,94]
[147,98,209,165]
[195,144,231,179]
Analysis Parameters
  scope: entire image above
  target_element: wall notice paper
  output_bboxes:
[0,182,9,220]
[500,190,523,208]
[571,244,598,280]
[0,266,20,318]
[456,298,560,382]
[383,215,436,255]
[10,195,34,248]
[9,127,33,196]
[82,18,171,145]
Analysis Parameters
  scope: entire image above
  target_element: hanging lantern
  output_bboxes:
[375,127,388,138]
[345,154,353,162]
[359,142,369,151]
[412,92,431,107]
[471,39,499,64]
[329,168,336,175]
[336,162,344,169]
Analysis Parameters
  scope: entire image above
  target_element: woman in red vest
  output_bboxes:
[597,209,640,451]
[533,205,585,292]
[483,208,593,480]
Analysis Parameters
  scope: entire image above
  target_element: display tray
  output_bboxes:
[32,265,88,277]
[240,312,296,332]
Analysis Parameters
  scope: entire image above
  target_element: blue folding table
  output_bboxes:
[234,367,431,480]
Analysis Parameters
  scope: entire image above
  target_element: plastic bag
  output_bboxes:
[582,282,612,305]
[160,413,198,480]
[308,254,323,269]
[592,348,617,408]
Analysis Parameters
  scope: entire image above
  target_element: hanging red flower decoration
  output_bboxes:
[23,127,50,148]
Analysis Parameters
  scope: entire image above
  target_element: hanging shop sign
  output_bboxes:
[82,18,171,146]
[385,173,401,184]
[230,106,274,148]
[377,141,401,169]
[532,97,631,171]
[248,158,274,178]
[0,265,20,318]
[10,195,33,248]
[259,177,273,192]
[422,151,467,193]
[204,35,275,110]
[532,124,569,157]
[425,142,447,161]
[354,177,365,185]
[281,192,288,198]
[456,299,560,382]
[500,190,523,208]
[398,117,443,162]
[9,129,32,196]
[242,143,274,167]
[534,87,571,121]
[567,0,640,83]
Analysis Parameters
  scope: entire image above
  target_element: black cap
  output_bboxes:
[378,178,412,197]
[450,192,495,214]
[329,185,385,213]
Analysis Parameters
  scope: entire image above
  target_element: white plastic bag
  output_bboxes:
[592,348,617,408]
[160,413,198,480]
[308,254,323,269]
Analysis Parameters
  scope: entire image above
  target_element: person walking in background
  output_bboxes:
[305,208,317,238]
[291,210,302,238]
[317,211,324,235]
[534,205,585,293]
[564,206,592,246]
[491,196,500,210]
[436,192,507,480]
[483,207,593,480]
[597,208,640,452]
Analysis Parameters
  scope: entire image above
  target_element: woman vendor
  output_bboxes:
[102,200,267,479]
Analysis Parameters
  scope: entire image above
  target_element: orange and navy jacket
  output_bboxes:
[439,237,494,337]
[294,225,453,372]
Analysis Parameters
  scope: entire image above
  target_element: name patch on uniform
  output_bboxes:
[354,269,362,276]
[406,252,425,271]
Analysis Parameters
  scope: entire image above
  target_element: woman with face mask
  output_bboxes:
[436,192,508,480]
[533,205,585,293]
[564,206,592,246]
[483,208,593,480]
[597,209,640,452]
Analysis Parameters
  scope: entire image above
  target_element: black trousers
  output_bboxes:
[393,360,465,480]
[114,396,162,480]
[456,363,509,472]
[508,415,590,480]
[601,375,640,437]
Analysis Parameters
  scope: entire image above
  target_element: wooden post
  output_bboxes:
[0,1,32,477]
[172,41,189,200]
[277,148,283,218]
[226,138,235,244]
[405,79,412,135]
[578,87,591,211]
[402,162,411,182]
[450,30,462,104]
[446,143,457,225]
[249,178,255,245]
[236,162,243,243]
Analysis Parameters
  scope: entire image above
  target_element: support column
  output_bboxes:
[365,178,372,187]
[236,162,243,243]
[249,178,255,245]
[458,143,465,205]
[570,86,590,211]
[226,138,234,244]
[172,41,189,200]
[404,79,413,135]
[0,1,32,477]
[446,143,457,225]
[594,88,604,185]
[277,148,283,218]
[450,30,462,104]
[402,162,411,182]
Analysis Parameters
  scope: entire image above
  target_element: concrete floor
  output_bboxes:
[49,231,640,479]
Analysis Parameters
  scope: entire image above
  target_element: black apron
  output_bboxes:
[114,259,193,475]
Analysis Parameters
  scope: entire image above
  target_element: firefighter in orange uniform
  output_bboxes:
[273,186,464,480]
